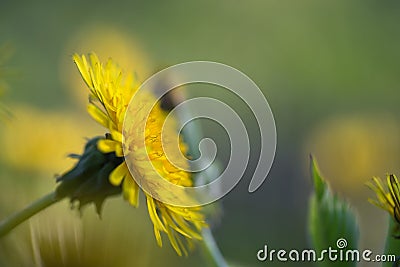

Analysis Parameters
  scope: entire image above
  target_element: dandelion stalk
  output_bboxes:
[171,89,229,266]
[0,191,62,237]
[200,228,229,267]
[383,219,400,267]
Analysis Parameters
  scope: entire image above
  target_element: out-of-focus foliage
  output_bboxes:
[309,156,359,267]
[0,42,13,94]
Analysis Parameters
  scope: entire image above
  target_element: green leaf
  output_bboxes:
[310,155,327,200]
[308,156,359,267]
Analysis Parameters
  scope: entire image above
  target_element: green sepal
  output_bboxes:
[55,136,123,215]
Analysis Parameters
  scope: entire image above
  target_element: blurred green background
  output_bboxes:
[1,0,400,266]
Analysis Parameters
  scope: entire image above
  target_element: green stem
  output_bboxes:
[170,89,229,266]
[383,217,400,267]
[201,228,229,267]
[0,191,62,237]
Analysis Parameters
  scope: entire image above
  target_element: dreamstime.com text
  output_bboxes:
[257,238,396,263]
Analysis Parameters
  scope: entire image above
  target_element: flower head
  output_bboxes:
[367,174,400,224]
[72,53,206,255]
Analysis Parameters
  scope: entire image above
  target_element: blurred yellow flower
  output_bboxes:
[304,115,400,195]
[0,104,102,174]
[367,174,400,224]
[73,53,206,256]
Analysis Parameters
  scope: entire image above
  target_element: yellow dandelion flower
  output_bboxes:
[61,25,152,111]
[367,174,400,224]
[72,53,206,256]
